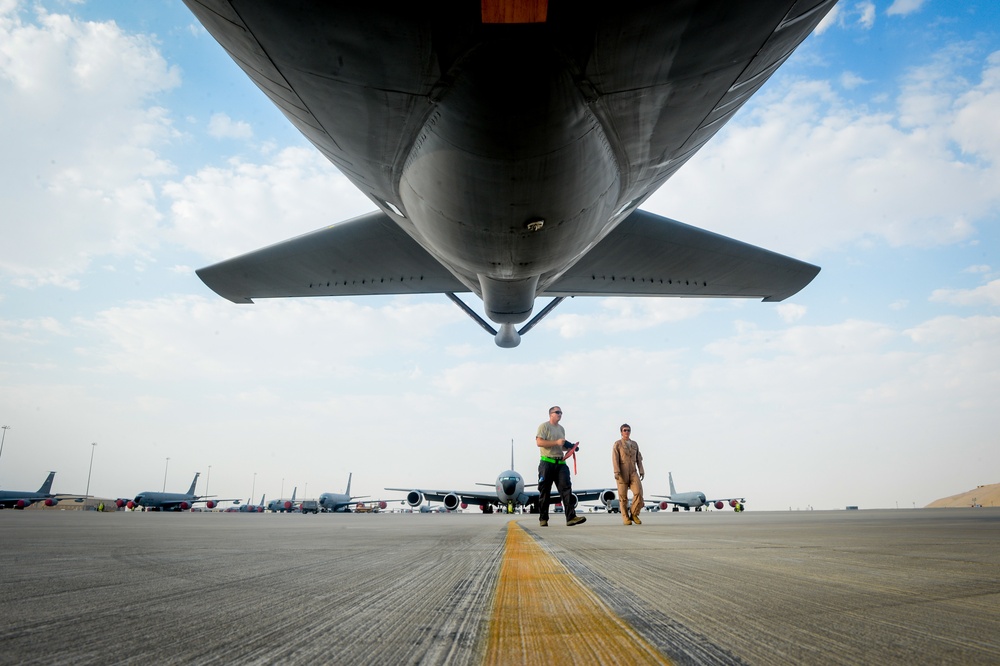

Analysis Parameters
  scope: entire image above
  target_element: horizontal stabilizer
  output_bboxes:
[548,210,819,302]
[196,212,468,303]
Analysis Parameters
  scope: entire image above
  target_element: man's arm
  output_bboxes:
[535,424,565,449]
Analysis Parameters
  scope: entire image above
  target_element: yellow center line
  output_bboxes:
[484,521,672,665]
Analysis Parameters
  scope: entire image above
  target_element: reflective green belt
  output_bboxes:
[540,456,566,464]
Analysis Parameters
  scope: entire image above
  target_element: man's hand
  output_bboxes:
[640,474,644,481]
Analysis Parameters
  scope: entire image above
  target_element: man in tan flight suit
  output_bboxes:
[611,423,644,525]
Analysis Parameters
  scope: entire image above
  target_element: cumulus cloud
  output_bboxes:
[0,4,180,287]
[929,279,1000,307]
[887,0,927,17]
[207,112,252,140]
[646,47,1000,258]
[163,146,374,260]
[548,298,709,339]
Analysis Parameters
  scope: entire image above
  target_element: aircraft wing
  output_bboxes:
[522,488,609,504]
[197,211,469,304]
[547,210,819,303]
[385,488,500,505]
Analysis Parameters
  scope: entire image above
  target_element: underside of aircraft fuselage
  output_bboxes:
[400,39,620,323]
[187,1,835,346]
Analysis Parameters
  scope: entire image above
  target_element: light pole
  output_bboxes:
[206,465,211,496]
[251,472,257,501]
[85,442,97,496]
[162,457,170,491]
[0,425,10,463]
[281,478,285,500]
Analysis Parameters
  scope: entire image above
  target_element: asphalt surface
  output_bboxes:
[1,508,998,665]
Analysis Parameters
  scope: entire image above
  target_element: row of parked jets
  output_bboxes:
[2,462,745,514]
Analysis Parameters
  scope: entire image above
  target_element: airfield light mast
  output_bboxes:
[85,442,97,497]
[0,425,10,464]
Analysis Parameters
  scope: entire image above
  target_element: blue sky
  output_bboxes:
[1,1,998,511]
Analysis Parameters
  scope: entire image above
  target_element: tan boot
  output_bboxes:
[632,514,642,525]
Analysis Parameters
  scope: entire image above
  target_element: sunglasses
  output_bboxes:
[551,410,562,415]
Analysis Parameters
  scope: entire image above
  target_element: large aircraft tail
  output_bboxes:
[187,472,201,496]
[38,471,56,494]
[668,472,677,497]
[291,487,297,501]
[345,473,352,495]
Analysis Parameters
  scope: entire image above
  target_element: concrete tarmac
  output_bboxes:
[1,508,998,665]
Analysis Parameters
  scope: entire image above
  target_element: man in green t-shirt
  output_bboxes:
[535,406,586,527]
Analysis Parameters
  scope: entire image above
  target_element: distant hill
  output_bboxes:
[925,483,1000,508]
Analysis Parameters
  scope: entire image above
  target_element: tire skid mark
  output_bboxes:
[524,524,746,666]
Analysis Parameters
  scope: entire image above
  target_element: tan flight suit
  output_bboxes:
[612,438,644,524]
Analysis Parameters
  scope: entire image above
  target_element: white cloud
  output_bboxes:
[207,112,252,140]
[73,294,462,382]
[840,71,869,90]
[548,298,709,339]
[0,5,180,287]
[777,303,807,323]
[856,1,876,29]
[887,0,927,17]
[646,48,1000,258]
[163,146,374,260]
[929,279,1000,307]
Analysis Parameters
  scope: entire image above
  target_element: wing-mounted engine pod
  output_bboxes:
[443,493,461,511]
[599,489,616,507]
[568,493,579,509]
[405,490,424,507]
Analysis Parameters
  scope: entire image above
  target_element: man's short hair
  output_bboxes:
[620,423,631,431]
[549,406,561,414]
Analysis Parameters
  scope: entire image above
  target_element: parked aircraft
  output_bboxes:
[0,472,85,509]
[597,498,662,514]
[186,2,830,348]
[652,472,746,512]
[128,472,237,511]
[235,495,265,513]
[318,473,380,512]
[266,487,297,513]
[387,447,615,514]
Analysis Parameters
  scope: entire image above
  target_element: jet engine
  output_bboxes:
[567,493,579,509]
[659,501,669,511]
[15,499,31,509]
[377,501,388,510]
[715,501,725,510]
[599,489,616,508]
[205,500,216,509]
[443,493,461,511]
[405,490,424,507]
[178,501,191,510]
